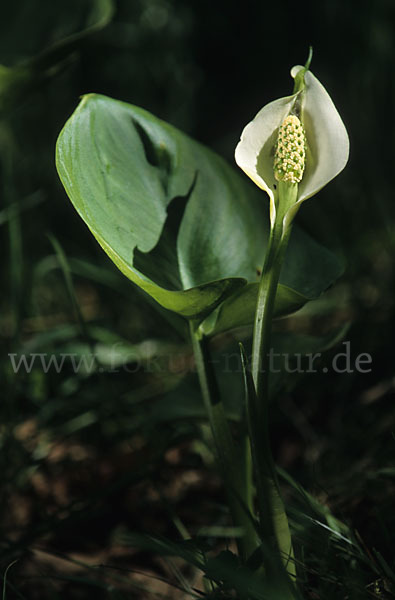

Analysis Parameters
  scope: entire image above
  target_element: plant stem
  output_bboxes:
[252,219,291,427]
[250,189,296,577]
[189,321,258,561]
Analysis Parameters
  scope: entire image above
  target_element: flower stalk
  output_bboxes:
[250,183,297,578]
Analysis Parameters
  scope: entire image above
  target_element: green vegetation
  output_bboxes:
[1,1,395,598]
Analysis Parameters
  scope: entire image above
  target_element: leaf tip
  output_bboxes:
[78,93,99,111]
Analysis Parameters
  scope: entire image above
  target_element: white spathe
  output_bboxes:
[235,65,349,226]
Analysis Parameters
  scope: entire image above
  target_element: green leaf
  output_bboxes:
[201,228,343,336]
[56,93,342,322]
[56,94,250,318]
[201,283,307,336]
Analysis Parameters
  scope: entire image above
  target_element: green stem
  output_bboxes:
[189,321,258,561]
[252,219,287,406]
[250,185,297,578]
[252,222,293,434]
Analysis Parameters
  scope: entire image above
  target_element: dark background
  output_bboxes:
[1,0,395,597]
